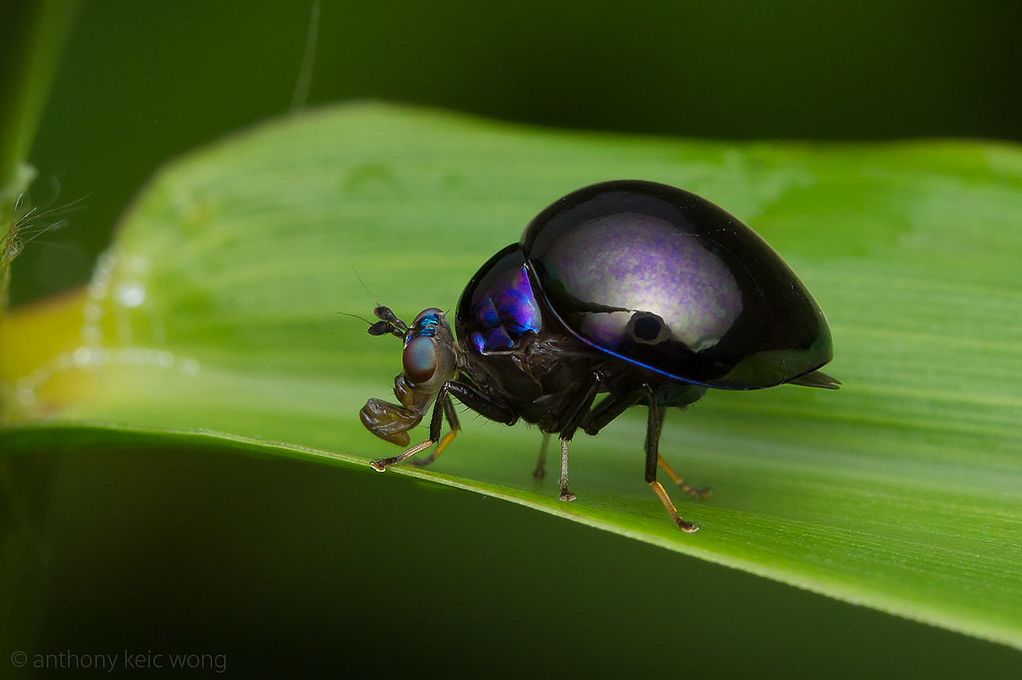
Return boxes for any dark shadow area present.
[2,446,1018,677]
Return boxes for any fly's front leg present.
[369,439,436,471]
[369,380,517,472]
[410,397,460,468]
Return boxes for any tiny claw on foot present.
[657,456,711,500]
[649,481,699,534]
[369,439,435,473]
[559,491,576,502]
[686,486,712,500]
[533,467,546,481]
[675,517,700,533]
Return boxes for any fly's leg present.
[370,381,517,472]
[586,391,710,501]
[369,439,436,471]
[558,438,575,502]
[582,390,641,435]
[533,432,551,480]
[411,397,460,468]
[651,405,711,499]
[656,453,711,499]
[643,387,699,533]
[554,370,607,502]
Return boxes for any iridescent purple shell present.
[457,245,542,354]
[457,180,833,390]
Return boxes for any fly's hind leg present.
[653,403,711,499]
[656,452,711,499]
[581,385,706,530]
[643,388,699,533]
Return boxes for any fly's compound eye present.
[402,336,438,384]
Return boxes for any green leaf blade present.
[3,103,1021,648]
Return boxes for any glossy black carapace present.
[360,180,838,532]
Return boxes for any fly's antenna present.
[371,305,408,338]
[351,263,378,304]
[337,311,375,325]
[343,265,404,338]
[337,310,402,339]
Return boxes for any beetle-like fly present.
[359,181,839,532]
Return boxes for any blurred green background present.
[13,0,1022,305]
[4,0,1022,676]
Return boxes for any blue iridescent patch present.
[468,264,541,352]
[477,299,500,329]
[406,311,442,345]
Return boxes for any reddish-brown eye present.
[402,336,438,384]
